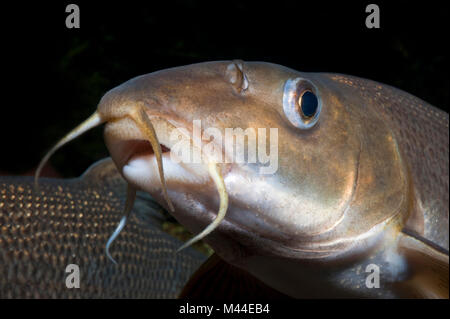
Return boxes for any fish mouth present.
[120,139,170,171]
[104,115,214,186]
[104,113,232,251]
[104,116,178,171]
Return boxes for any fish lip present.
[104,110,232,177]
[121,140,170,166]
[104,115,182,172]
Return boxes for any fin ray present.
[395,231,449,298]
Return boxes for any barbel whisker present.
[106,184,137,264]
[177,162,229,252]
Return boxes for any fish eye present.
[283,78,322,129]
[299,91,318,118]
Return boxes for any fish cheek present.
[256,103,361,238]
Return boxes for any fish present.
[0,159,206,298]
[34,60,449,298]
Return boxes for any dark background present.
[1,1,448,177]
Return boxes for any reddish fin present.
[179,253,290,299]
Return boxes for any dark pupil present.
[300,91,318,117]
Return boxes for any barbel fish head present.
[96,61,409,262]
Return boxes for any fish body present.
[0,159,206,298]
[23,61,450,298]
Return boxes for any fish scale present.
[0,159,206,298]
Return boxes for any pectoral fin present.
[395,229,449,298]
